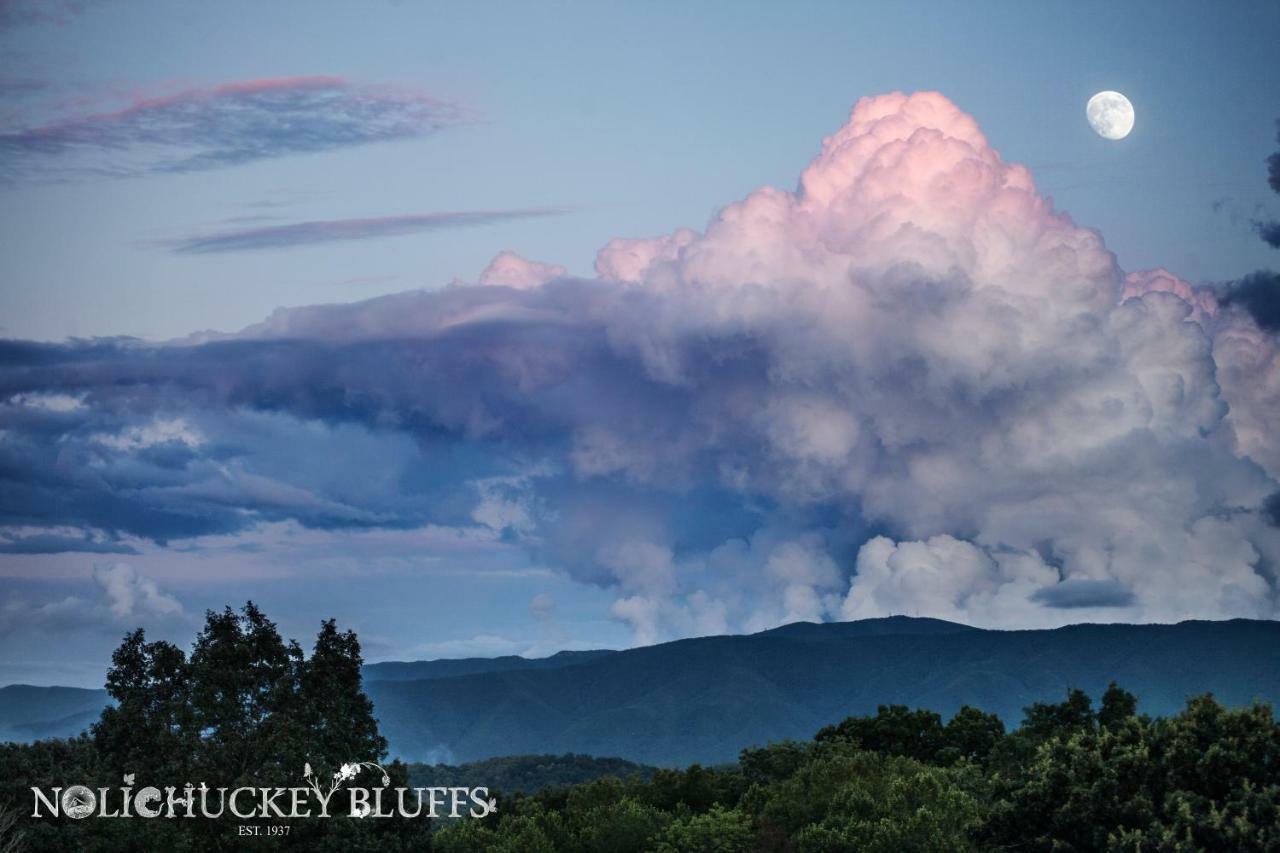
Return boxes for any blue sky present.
[2,0,1280,687]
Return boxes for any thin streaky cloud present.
[159,209,572,253]
[0,76,467,182]
[0,76,51,96]
[0,0,105,29]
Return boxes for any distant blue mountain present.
[364,617,1280,766]
[0,684,109,743]
[6,617,1280,768]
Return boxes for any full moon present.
[1087,91,1134,140]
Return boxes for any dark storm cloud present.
[0,426,258,542]
[1268,118,1280,196]
[1256,220,1280,250]
[0,533,137,554]
[1217,120,1280,326]
[159,209,570,253]
[0,286,693,543]
[1264,493,1280,528]
[1219,271,1280,331]
[0,76,465,182]
[1030,579,1137,609]
[0,286,709,475]
[1248,118,1280,248]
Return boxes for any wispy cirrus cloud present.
[157,208,570,253]
[0,0,105,29]
[0,76,49,97]
[0,76,467,183]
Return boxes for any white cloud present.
[6,91,1279,643]
[0,563,186,639]
[477,251,567,289]
[6,392,85,412]
[91,417,204,451]
[92,563,184,621]
[595,228,697,283]
[842,535,1059,627]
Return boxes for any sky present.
[2,0,1280,688]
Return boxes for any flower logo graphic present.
[301,759,392,817]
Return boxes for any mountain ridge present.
[362,648,615,682]
[4,617,1278,767]
[364,617,1280,765]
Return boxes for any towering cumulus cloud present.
[3,92,1278,640]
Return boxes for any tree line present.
[436,684,1280,852]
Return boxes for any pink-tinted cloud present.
[478,251,567,288]
[1118,266,1280,481]
[1122,267,1218,323]
[4,92,1279,641]
[595,228,697,283]
[0,76,467,181]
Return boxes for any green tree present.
[1021,687,1096,742]
[740,741,815,785]
[985,721,1156,850]
[0,737,103,853]
[985,693,1280,852]
[93,630,194,779]
[794,766,983,852]
[639,763,744,814]
[574,797,668,853]
[0,802,24,853]
[1134,695,1280,851]
[815,704,946,762]
[748,747,983,852]
[299,619,387,764]
[1098,681,1139,730]
[651,805,754,853]
[943,706,1005,765]
[434,809,558,853]
[11,602,429,853]
[186,602,300,785]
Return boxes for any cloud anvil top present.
[3,91,1279,657]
